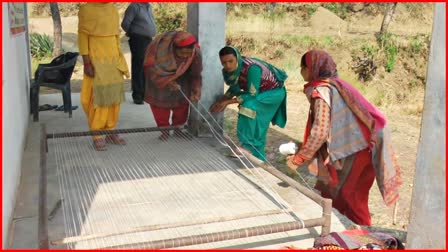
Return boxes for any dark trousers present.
[129,34,152,102]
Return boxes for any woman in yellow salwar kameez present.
[78,3,130,151]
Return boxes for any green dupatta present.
[222,46,288,95]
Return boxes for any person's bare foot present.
[93,138,107,151]
[105,134,126,145]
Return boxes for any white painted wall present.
[187,3,226,136]
[2,3,31,248]
[406,3,446,249]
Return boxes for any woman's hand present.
[190,92,200,102]
[167,81,181,91]
[286,155,304,172]
[209,101,228,113]
[82,55,95,77]
[83,62,95,77]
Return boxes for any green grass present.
[321,36,335,47]
[300,35,318,48]
[306,4,319,17]
[361,44,379,58]
[409,35,423,54]
[281,34,302,45]
[283,59,302,85]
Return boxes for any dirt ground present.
[29,3,434,238]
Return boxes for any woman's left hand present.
[167,81,181,91]
[210,101,227,113]
[286,155,301,172]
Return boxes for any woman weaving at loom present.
[143,31,203,141]
[286,50,402,226]
[78,3,130,151]
[210,46,288,161]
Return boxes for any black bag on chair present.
[30,52,79,121]
[34,52,79,84]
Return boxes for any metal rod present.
[51,208,296,245]
[46,125,186,139]
[237,148,332,236]
[38,124,49,249]
[102,218,326,249]
[239,148,328,206]
[392,201,398,225]
[321,198,332,236]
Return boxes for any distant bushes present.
[31,3,186,33]
[30,3,80,17]
[152,3,186,32]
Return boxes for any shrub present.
[226,35,256,55]
[352,44,379,81]
[273,49,284,59]
[376,32,399,72]
[385,44,398,72]
[361,44,379,59]
[30,3,81,17]
[307,4,319,17]
[262,3,287,20]
[410,38,422,54]
[300,35,318,49]
[322,36,335,47]
[152,3,186,33]
[30,33,53,58]
[322,3,349,19]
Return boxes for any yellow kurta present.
[78,3,129,138]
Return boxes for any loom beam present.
[103,218,326,249]
[51,208,296,245]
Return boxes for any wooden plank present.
[38,124,49,249]
[102,218,326,249]
[51,208,296,245]
[47,125,186,139]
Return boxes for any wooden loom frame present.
[38,124,332,249]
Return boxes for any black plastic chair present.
[30,52,79,122]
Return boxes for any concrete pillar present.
[187,3,226,136]
[406,3,446,249]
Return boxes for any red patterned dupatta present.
[143,31,199,89]
[303,50,386,142]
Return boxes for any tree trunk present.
[50,3,62,57]
[380,3,398,35]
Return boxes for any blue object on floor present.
[38,104,58,111]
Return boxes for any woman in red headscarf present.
[143,31,202,140]
[286,50,402,226]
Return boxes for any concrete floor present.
[8,93,353,249]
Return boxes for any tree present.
[379,3,398,35]
[50,3,62,57]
